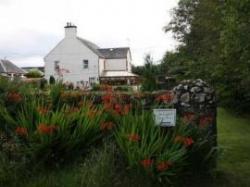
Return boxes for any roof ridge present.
[98,47,129,50]
[0,59,7,72]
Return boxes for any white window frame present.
[83,60,89,69]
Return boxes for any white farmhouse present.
[44,23,138,87]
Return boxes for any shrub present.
[115,112,188,183]
[0,98,108,166]
[49,76,55,85]
[40,78,48,90]
[25,70,43,78]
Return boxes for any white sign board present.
[153,109,176,127]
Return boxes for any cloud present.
[0,0,179,66]
[10,56,44,67]
[0,30,60,60]
[0,0,13,6]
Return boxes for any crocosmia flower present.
[15,127,28,137]
[140,159,154,169]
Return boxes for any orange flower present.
[37,107,49,115]
[37,124,58,135]
[199,115,213,128]
[128,133,140,142]
[103,103,113,112]
[122,104,131,115]
[175,136,194,147]
[182,112,195,124]
[157,161,172,172]
[87,110,97,119]
[15,127,28,137]
[140,159,154,169]
[174,135,184,143]
[100,122,114,131]
[7,92,22,103]
[155,92,174,103]
[100,84,112,92]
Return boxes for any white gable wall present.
[105,58,127,71]
[44,37,99,85]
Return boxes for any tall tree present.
[164,0,223,82]
[163,0,250,112]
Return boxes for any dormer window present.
[83,60,88,69]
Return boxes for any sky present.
[0,0,179,67]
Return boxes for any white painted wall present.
[127,50,132,72]
[44,37,99,85]
[99,58,105,75]
[105,58,127,71]
[44,24,134,85]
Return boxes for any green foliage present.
[49,76,55,85]
[0,80,218,185]
[115,111,187,183]
[163,0,250,113]
[40,78,48,90]
[25,70,43,78]
[141,54,159,91]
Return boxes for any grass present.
[2,108,250,186]
[215,108,250,187]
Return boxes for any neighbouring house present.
[0,59,26,79]
[44,23,138,88]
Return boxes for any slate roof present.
[97,48,129,59]
[77,37,104,57]
[77,37,129,59]
[0,59,26,74]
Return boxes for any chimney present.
[64,22,77,38]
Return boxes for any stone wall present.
[173,79,217,145]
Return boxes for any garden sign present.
[153,109,176,127]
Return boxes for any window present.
[89,77,96,86]
[54,61,60,71]
[83,60,88,69]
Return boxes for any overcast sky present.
[0,0,179,67]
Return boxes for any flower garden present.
[0,78,217,186]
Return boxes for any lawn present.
[215,108,250,187]
[3,108,250,187]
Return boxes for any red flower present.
[100,122,114,131]
[183,137,194,147]
[128,133,141,142]
[114,104,122,114]
[140,159,154,169]
[157,161,172,172]
[37,124,58,135]
[182,112,195,124]
[199,115,213,127]
[7,92,22,103]
[155,92,174,103]
[15,127,28,137]
[102,94,113,103]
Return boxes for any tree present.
[163,0,250,112]
[141,54,158,91]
